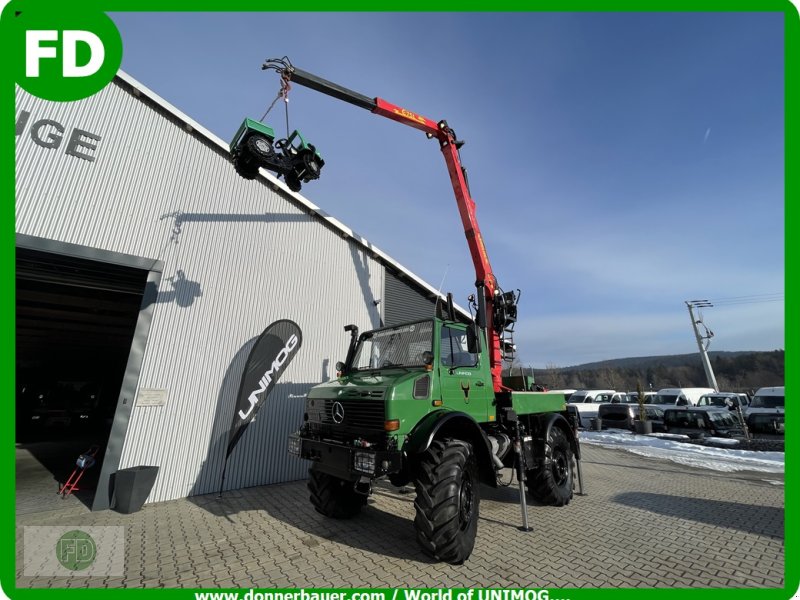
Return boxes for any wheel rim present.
[553,451,569,487]
[458,471,474,530]
[254,138,271,153]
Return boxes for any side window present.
[441,326,478,368]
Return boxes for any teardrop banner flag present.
[225,320,303,459]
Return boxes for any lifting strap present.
[259,71,292,138]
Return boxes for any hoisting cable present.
[259,70,292,138]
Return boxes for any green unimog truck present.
[289,312,580,564]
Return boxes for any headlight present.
[287,435,302,456]
[353,451,376,474]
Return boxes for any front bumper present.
[288,434,402,481]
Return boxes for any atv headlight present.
[353,451,376,474]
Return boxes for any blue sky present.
[110,11,785,368]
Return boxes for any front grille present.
[306,396,385,432]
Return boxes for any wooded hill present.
[513,350,784,394]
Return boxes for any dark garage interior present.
[16,247,147,511]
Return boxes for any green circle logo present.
[8,6,122,101]
[56,530,97,571]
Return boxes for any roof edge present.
[113,70,468,317]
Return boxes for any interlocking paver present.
[14,445,784,589]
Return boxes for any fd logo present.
[11,7,123,101]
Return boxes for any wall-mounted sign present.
[136,388,167,407]
[15,109,102,162]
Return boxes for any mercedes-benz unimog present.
[258,59,582,564]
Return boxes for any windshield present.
[750,395,784,409]
[654,394,679,404]
[351,321,434,370]
[698,395,730,407]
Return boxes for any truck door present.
[438,324,491,421]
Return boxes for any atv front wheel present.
[526,426,574,506]
[246,134,275,160]
[413,439,479,564]
[308,469,366,519]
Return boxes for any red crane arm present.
[276,64,505,391]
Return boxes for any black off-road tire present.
[526,426,574,506]
[246,134,275,160]
[284,172,302,192]
[232,154,259,180]
[413,439,479,565]
[308,469,366,519]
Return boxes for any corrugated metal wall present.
[15,79,386,502]
[384,271,438,326]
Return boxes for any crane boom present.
[271,63,512,391]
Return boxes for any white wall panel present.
[16,79,386,503]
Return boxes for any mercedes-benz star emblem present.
[332,401,345,424]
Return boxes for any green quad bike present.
[229,118,324,192]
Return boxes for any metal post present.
[514,443,532,532]
[509,413,532,532]
[575,455,586,496]
[686,301,719,391]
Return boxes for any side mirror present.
[466,326,479,353]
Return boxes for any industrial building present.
[15,71,450,510]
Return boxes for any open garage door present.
[16,245,150,512]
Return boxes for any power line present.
[707,293,783,307]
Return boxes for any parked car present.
[745,386,784,417]
[568,389,616,403]
[598,403,665,432]
[609,392,632,403]
[663,408,746,440]
[696,392,748,412]
[568,389,616,428]
[746,412,785,439]
[628,391,657,403]
[648,387,716,408]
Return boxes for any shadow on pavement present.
[613,492,784,539]
[191,483,438,563]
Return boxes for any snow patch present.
[579,430,784,474]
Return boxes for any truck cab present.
[289,316,577,564]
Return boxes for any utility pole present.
[686,300,719,391]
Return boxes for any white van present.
[567,389,616,428]
[649,387,715,409]
[568,389,616,404]
[745,386,784,416]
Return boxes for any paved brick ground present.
[15,445,785,589]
